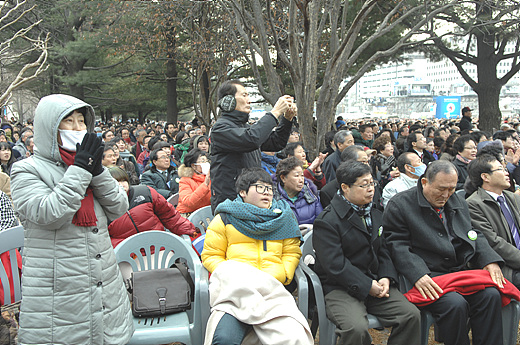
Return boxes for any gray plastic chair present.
[114,231,209,345]
[167,193,179,207]
[187,206,213,234]
[0,225,24,304]
[300,231,385,345]
[502,299,520,345]
[294,264,309,318]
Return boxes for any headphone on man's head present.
[218,95,236,113]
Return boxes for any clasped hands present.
[271,95,297,120]
[369,278,390,298]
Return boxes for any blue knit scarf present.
[338,190,373,230]
[215,196,301,241]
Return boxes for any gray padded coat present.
[11,94,133,345]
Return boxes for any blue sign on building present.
[435,96,461,119]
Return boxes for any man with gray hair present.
[322,130,354,182]
[320,145,368,208]
[13,127,33,158]
[384,160,505,345]
[131,128,147,159]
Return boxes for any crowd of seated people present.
[6,89,520,344]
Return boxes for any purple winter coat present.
[274,177,323,225]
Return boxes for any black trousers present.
[421,287,503,345]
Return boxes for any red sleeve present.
[304,168,326,189]
[150,187,196,236]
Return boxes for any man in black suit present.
[314,161,420,345]
[384,160,505,345]
[407,131,435,165]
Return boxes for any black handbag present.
[128,261,194,318]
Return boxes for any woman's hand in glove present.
[74,133,104,176]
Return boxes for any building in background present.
[340,42,520,120]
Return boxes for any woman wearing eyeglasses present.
[274,156,323,226]
[201,168,313,344]
[453,135,478,190]
[176,149,211,215]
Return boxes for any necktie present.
[434,208,443,220]
[497,195,520,249]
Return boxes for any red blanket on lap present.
[404,270,520,307]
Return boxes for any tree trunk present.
[66,58,87,99]
[199,68,211,126]
[68,84,85,100]
[166,56,179,124]
[106,108,113,123]
[477,86,501,133]
[473,3,501,133]
[292,0,320,157]
[138,109,145,124]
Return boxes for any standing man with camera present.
[210,80,296,212]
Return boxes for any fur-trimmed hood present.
[178,164,195,178]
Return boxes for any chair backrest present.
[167,193,179,207]
[188,206,213,234]
[114,230,210,345]
[0,225,24,304]
[114,230,200,275]
[301,230,314,263]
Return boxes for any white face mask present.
[198,162,210,175]
[58,129,87,152]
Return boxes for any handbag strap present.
[126,211,140,233]
[171,261,195,301]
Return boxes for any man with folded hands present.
[313,161,420,345]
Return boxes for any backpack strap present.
[170,261,194,301]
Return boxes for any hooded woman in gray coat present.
[11,94,134,344]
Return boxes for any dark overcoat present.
[383,182,503,286]
[313,194,397,300]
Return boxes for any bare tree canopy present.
[0,0,49,107]
[425,0,520,132]
[221,0,461,155]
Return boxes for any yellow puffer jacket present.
[201,214,301,285]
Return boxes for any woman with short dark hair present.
[370,136,398,188]
[453,134,477,190]
[177,149,211,214]
[274,157,323,225]
[202,167,312,344]
[284,142,327,189]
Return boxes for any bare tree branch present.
[0,1,49,107]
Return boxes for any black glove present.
[74,133,104,176]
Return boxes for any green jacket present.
[352,129,374,148]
